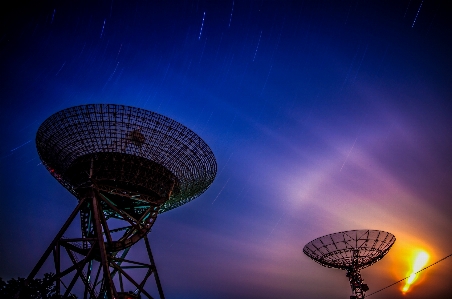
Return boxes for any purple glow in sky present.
[1,1,451,298]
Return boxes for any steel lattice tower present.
[303,230,396,299]
[26,104,217,299]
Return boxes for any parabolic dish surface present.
[36,104,217,212]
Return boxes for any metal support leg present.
[92,193,118,299]
[27,198,86,281]
[145,236,165,299]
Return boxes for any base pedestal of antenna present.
[347,269,367,299]
[26,194,165,299]
[346,249,369,298]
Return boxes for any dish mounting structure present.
[26,104,217,299]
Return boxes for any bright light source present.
[402,251,429,293]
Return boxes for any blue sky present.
[1,1,451,298]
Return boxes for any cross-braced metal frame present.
[27,193,164,299]
[303,230,396,299]
[27,104,217,298]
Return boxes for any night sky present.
[1,1,451,298]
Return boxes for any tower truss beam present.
[26,193,164,299]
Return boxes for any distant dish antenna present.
[303,230,396,299]
[26,104,217,298]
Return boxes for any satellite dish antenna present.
[303,230,396,299]
[27,104,217,298]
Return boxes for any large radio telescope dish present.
[28,104,217,298]
[36,104,217,212]
[303,230,396,299]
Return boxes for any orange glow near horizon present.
[402,251,429,294]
